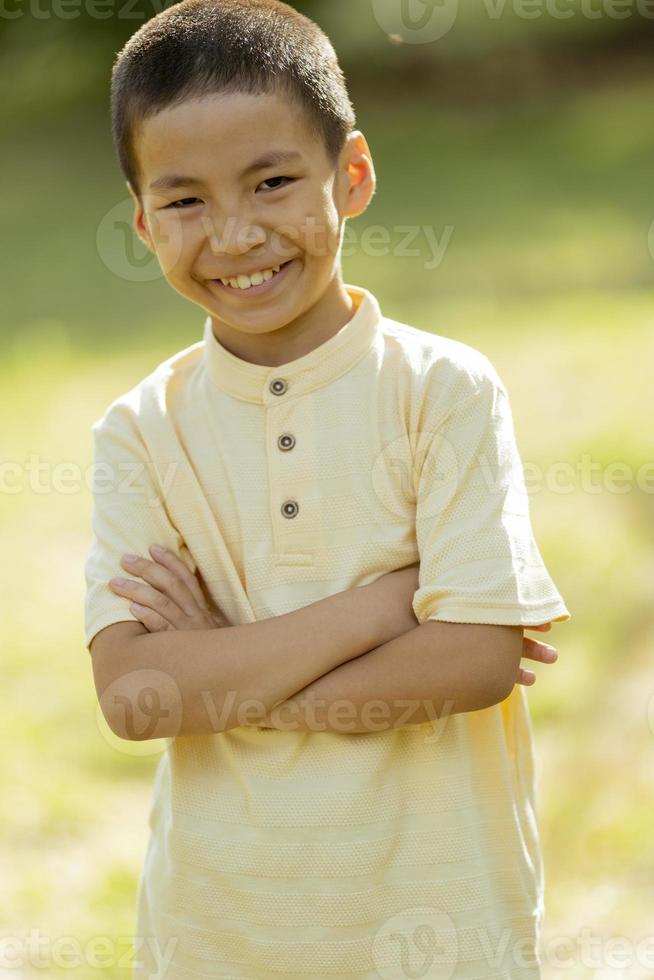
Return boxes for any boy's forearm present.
[246,621,512,734]
[114,580,398,739]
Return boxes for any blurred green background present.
[1,2,652,977]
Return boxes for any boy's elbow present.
[99,695,129,740]
[90,622,178,741]
[98,671,171,741]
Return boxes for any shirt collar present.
[202,283,381,404]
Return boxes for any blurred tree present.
[1,0,653,124]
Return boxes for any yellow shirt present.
[84,283,570,980]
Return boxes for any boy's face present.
[127,90,375,338]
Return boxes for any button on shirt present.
[84,283,571,979]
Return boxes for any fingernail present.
[150,545,165,556]
[111,577,127,586]
[123,554,138,563]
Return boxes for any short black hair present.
[111,0,357,200]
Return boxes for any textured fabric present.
[84,283,571,980]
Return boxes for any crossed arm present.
[249,619,529,734]
[93,547,557,738]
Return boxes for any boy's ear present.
[341,131,376,220]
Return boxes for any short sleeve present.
[411,365,571,628]
[83,404,188,653]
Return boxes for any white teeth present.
[220,263,284,290]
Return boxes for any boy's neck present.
[208,273,355,368]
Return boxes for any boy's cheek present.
[149,223,189,274]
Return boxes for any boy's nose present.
[202,214,267,254]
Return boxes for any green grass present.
[2,78,652,978]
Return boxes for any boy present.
[84,1,571,977]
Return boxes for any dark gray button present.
[281,499,299,519]
[269,378,288,396]
[278,433,296,452]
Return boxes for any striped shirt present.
[84,282,570,979]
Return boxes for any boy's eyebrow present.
[149,150,304,191]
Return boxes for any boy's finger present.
[521,636,557,662]
[118,552,198,616]
[527,622,552,632]
[130,602,173,632]
[109,577,185,622]
[517,668,536,686]
[148,545,209,611]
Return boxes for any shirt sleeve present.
[83,402,189,653]
[411,361,571,628]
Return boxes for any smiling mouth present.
[216,259,293,287]
[210,258,296,296]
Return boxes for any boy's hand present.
[108,552,560,686]
[108,545,231,632]
[516,622,558,686]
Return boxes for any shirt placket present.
[264,373,317,567]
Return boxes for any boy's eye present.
[165,197,201,210]
[259,175,294,192]
[163,177,293,210]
